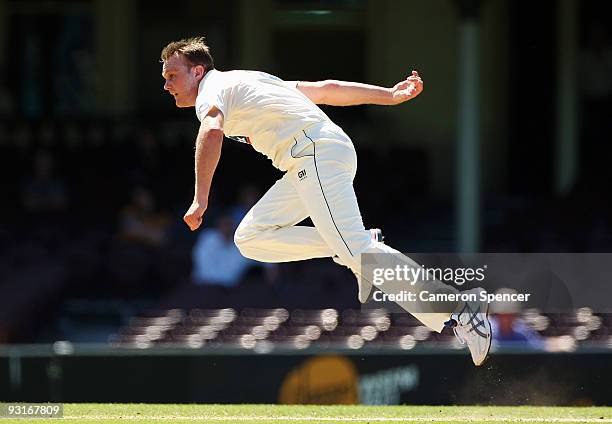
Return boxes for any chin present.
[175,99,193,108]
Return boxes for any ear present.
[193,65,205,80]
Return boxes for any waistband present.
[285,122,351,164]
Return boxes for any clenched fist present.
[183,200,207,231]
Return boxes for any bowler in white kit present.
[160,36,492,365]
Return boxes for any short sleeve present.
[283,80,299,90]
[196,89,227,121]
[195,73,229,121]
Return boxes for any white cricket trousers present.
[234,133,456,332]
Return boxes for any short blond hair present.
[160,36,214,70]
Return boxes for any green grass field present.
[1,404,611,423]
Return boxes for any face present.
[162,54,204,108]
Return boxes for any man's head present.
[160,37,214,108]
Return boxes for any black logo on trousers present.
[298,169,307,180]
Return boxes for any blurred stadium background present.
[1,0,611,407]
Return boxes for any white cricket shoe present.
[332,228,384,303]
[447,287,492,366]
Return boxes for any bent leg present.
[291,140,457,332]
[234,172,334,262]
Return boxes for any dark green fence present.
[1,344,610,405]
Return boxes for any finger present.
[184,214,195,229]
[192,217,202,231]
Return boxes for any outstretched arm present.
[296,70,423,106]
[183,107,224,231]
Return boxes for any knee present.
[234,224,251,256]
[234,219,262,260]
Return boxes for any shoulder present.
[199,70,252,96]
[210,69,253,81]
[221,69,287,84]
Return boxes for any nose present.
[163,80,171,91]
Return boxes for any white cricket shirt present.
[195,69,350,171]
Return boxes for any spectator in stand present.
[191,212,255,287]
[490,288,543,349]
[119,186,170,247]
[109,187,172,294]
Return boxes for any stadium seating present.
[108,306,612,352]
[2,119,612,349]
